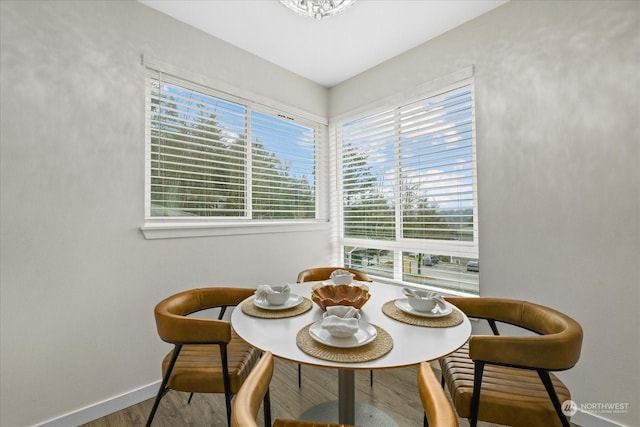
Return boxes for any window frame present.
[331,70,479,295]
[141,68,329,240]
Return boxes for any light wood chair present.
[295,266,373,387]
[296,266,372,284]
[418,362,459,427]
[439,297,583,427]
[146,287,261,427]
[232,351,355,427]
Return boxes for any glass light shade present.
[279,0,356,20]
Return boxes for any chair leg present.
[538,370,571,427]
[220,344,233,427]
[469,361,485,427]
[187,393,194,404]
[423,413,429,427]
[298,363,302,388]
[370,369,373,386]
[263,388,272,427]
[146,344,183,427]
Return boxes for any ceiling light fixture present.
[279,0,356,20]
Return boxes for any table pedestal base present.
[299,401,399,427]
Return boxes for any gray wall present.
[331,1,639,425]
[0,1,331,426]
[1,1,638,426]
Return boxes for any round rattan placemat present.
[296,323,393,363]
[382,300,464,327]
[241,297,313,319]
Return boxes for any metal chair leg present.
[263,388,272,427]
[298,363,302,388]
[146,344,182,427]
[538,370,571,427]
[469,361,485,427]
[220,344,233,427]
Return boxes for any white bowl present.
[265,286,290,306]
[321,306,361,338]
[406,296,437,312]
[330,270,355,285]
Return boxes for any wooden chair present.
[418,362,459,427]
[439,297,583,427]
[231,351,355,427]
[146,287,261,427]
[295,267,373,387]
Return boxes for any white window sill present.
[141,219,330,240]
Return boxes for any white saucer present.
[394,298,453,318]
[309,321,377,348]
[254,294,303,310]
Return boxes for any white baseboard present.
[35,381,160,427]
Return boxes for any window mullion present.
[393,107,403,280]
[246,107,253,219]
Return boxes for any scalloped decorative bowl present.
[311,283,371,311]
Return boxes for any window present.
[143,69,322,237]
[336,79,479,294]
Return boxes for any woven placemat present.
[382,300,464,327]
[296,323,393,363]
[241,297,313,319]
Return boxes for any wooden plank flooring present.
[81,358,512,427]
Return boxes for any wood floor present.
[81,358,510,427]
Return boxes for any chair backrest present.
[418,362,459,427]
[232,352,273,427]
[445,297,583,371]
[232,351,358,427]
[154,287,255,345]
[296,267,372,283]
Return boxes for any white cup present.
[266,286,290,306]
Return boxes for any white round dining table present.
[231,281,471,426]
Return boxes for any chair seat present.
[440,344,571,427]
[163,330,260,394]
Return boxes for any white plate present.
[308,321,377,348]
[254,294,303,310]
[394,298,453,318]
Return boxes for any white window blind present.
[145,69,317,221]
[398,86,475,242]
[342,109,397,240]
[251,111,316,219]
[338,80,479,294]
